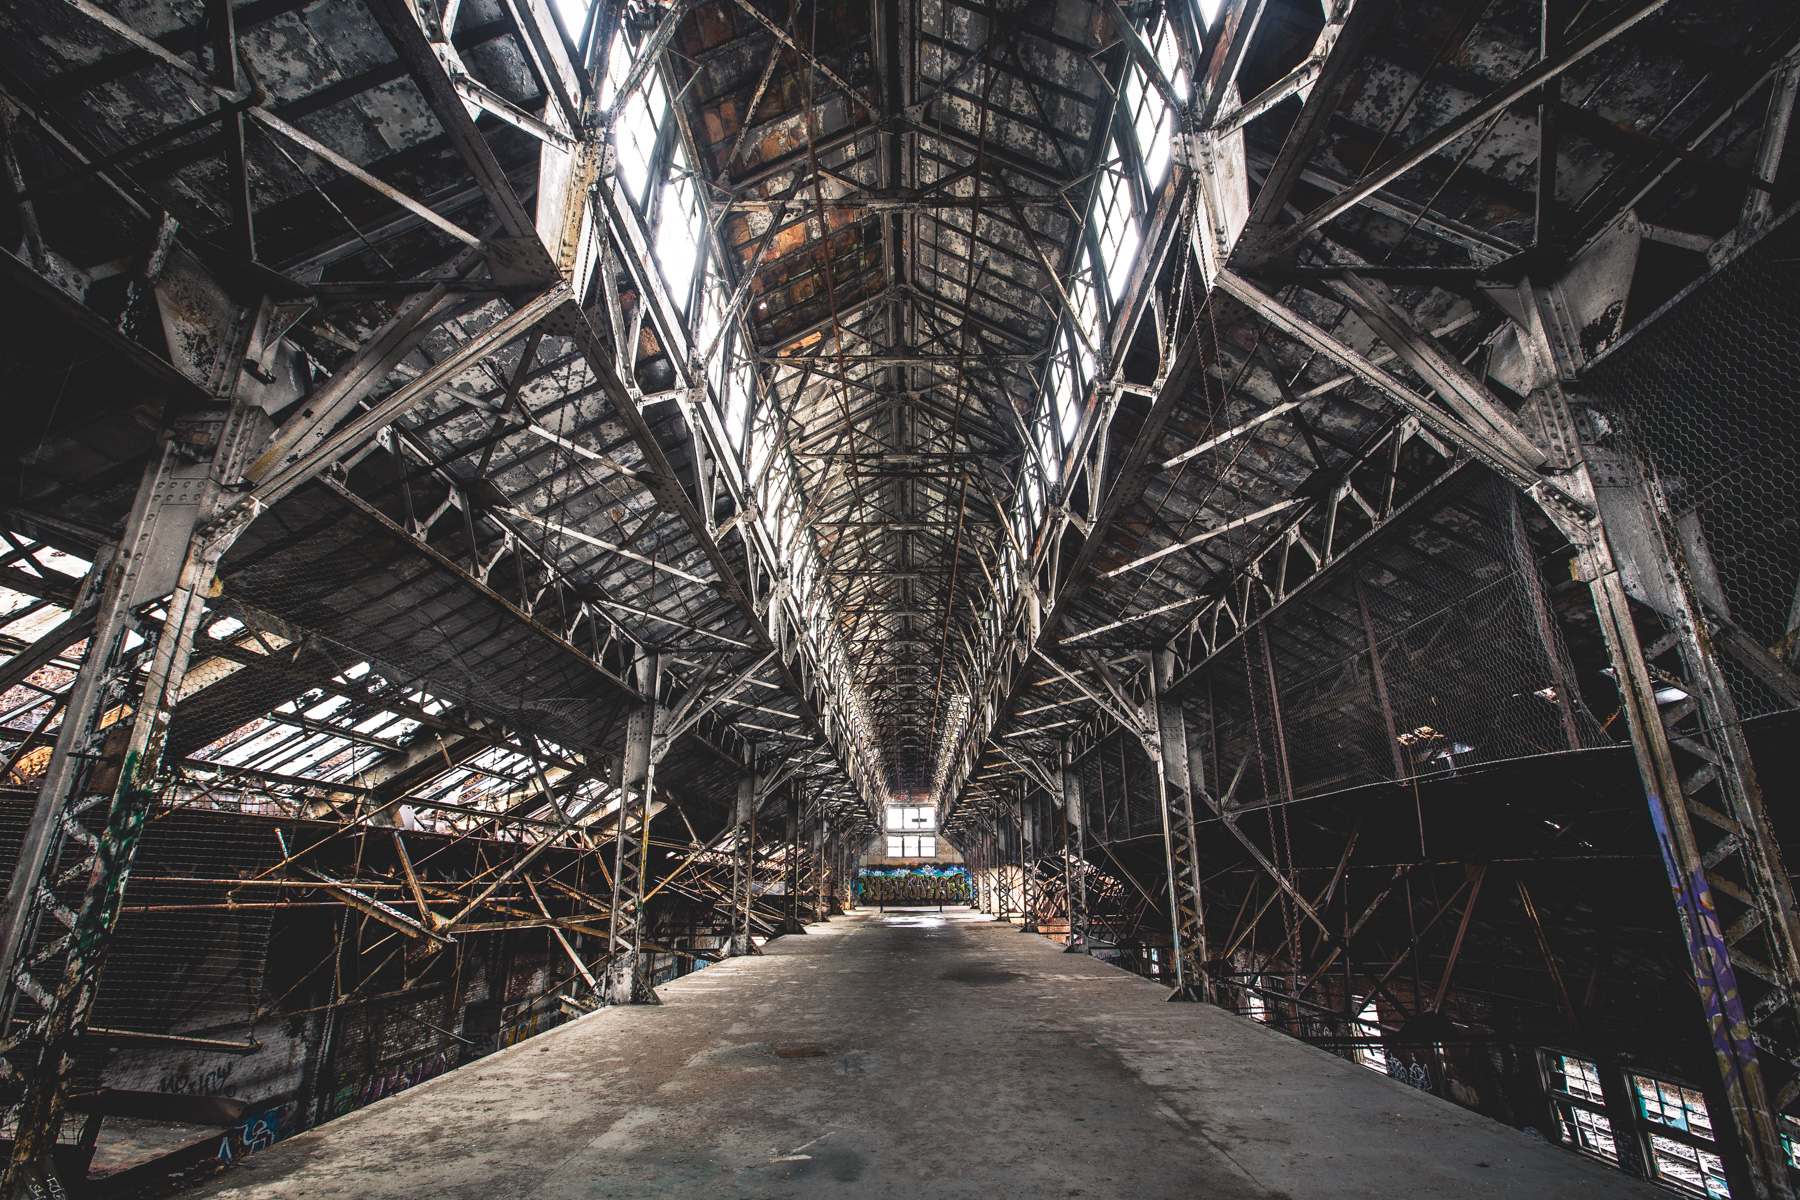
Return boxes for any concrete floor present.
[194,909,1661,1199]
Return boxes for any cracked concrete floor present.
[193,909,1660,1199]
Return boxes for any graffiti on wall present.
[157,1060,237,1098]
[856,866,971,904]
[216,1103,293,1161]
[1385,1054,1432,1092]
[498,1010,562,1050]
[323,1050,454,1121]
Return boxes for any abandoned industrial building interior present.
[0,0,1796,1194]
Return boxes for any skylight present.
[1095,142,1141,301]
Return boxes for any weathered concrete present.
[195,910,1659,1198]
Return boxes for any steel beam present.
[604,654,664,1006]
[1060,739,1089,952]
[0,402,270,1195]
[1150,649,1209,1000]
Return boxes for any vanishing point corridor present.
[2,0,1797,1195]
[192,911,1656,1199]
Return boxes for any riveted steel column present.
[604,653,664,1005]
[2,403,271,1193]
[1151,649,1210,1001]
[1061,738,1090,953]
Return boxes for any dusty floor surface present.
[192,909,1659,1198]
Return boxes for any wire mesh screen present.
[0,801,278,1107]
[87,810,279,1038]
[218,484,624,754]
[1079,732,1160,843]
[1188,472,1608,807]
[1582,214,1800,721]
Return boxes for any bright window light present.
[1094,142,1141,301]
[1032,409,1060,481]
[617,74,665,206]
[1634,1076,1730,1198]
[725,352,752,449]
[1127,17,1188,191]
[656,146,704,304]
[1048,356,1079,446]
[1549,1054,1619,1165]
[1352,998,1384,1072]
[549,0,590,40]
[1558,1054,1607,1104]
[1067,255,1099,382]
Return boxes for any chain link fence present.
[1582,211,1800,724]
[1188,471,1609,809]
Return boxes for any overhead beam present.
[1280,0,1674,248]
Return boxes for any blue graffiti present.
[1646,792,1758,1089]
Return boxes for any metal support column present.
[0,403,271,1194]
[781,785,806,934]
[604,653,664,1006]
[1150,649,1210,1001]
[1062,739,1090,953]
[1524,372,1800,1197]
[994,803,1016,922]
[810,817,829,921]
[728,764,760,956]
[1019,780,1039,933]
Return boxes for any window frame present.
[1632,1073,1731,1199]
[885,805,936,832]
[884,833,936,860]
[1546,1052,1620,1166]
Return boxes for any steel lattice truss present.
[2,0,1800,1192]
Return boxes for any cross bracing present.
[0,0,1798,1194]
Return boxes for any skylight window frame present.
[588,32,890,804]
[1120,12,1188,195]
[1091,139,1143,304]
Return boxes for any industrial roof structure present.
[0,0,1796,1194]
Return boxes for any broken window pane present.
[1548,1054,1617,1166]
[1633,1075,1715,1140]
[1560,1105,1618,1163]
[1646,1135,1730,1199]
[1553,1054,1607,1105]
[1634,1075,1729,1198]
